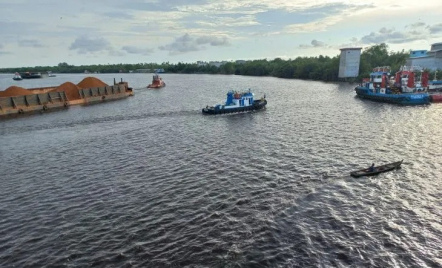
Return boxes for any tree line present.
[2,43,440,82]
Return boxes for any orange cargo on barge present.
[0,77,133,118]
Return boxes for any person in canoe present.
[368,163,375,172]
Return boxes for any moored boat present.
[147,74,166,88]
[12,72,22,81]
[430,94,442,102]
[428,71,442,92]
[202,89,267,115]
[355,66,430,105]
[350,160,403,178]
[429,80,442,91]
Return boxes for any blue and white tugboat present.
[202,89,267,115]
[355,66,430,105]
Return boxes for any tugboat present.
[12,72,22,81]
[355,66,430,105]
[202,89,267,115]
[147,74,166,88]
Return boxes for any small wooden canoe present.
[350,160,403,178]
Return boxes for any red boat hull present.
[147,82,165,88]
[430,94,442,103]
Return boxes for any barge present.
[0,77,133,118]
[20,72,42,79]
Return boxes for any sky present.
[0,0,442,68]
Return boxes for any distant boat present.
[12,72,22,81]
[20,72,42,79]
[350,160,403,178]
[47,71,56,77]
[147,74,166,88]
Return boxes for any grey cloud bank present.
[69,36,111,54]
[122,46,154,55]
[159,34,230,55]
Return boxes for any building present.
[135,69,152,73]
[197,61,208,66]
[406,42,442,71]
[338,47,362,78]
[409,50,427,58]
[208,61,228,67]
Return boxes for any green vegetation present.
[0,43,423,82]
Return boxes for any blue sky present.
[0,0,441,68]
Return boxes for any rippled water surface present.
[1,73,441,267]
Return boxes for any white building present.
[406,42,442,71]
[208,61,228,67]
[339,47,362,78]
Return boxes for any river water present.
[0,73,441,267]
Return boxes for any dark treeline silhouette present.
[2,43,437,82]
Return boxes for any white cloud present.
[285,19,338,33]
[103,11,134,19]
[0,43,12,55]
[407,22,426,28]
[196,36,229,46]
[18,39,44,48]
[108,49,125,57]
[194,14,260,28]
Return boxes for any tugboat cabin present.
[225,90,254,108]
